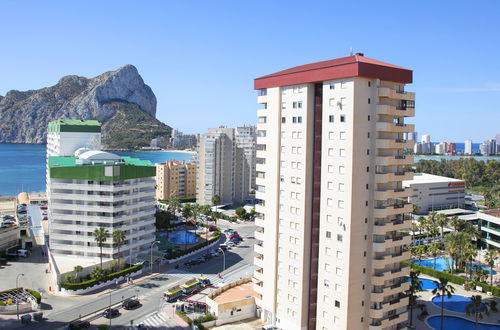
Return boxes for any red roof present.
[254,54,412,89]
[482,209,500,218]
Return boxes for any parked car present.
[68,320,90,329]
[224,229,235,234]
[102,308,119,318]
[229,234,241,239]
[122,299,141,310]
[219,244,228,251]
[17,249,29,257]
[210,250,219,257]
[227,241,236,248]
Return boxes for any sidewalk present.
[163,304,191,329]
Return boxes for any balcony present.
[255,229,265,242]
[376,139,415,149]
[257,95,267,104]
[373,203,413,218]
[372,265,410,286]
[373,235,412,252]
[376,122,414,133]
[255,215,265,228]
[375,172,413,184]
[370,282,410,303]
[253,268,265,282]
[378,87,415,101]
[376,104,415,117]
[369,311,408,330]
[255,243,265,256]
[375,155,414,166]
[373,251,411,269]
[254,255,264,268]
[374,187,412,201]
[373,218,412,235]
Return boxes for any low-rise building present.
[155,160,196,200]
[479,209,500,250]
[403,173,465,214]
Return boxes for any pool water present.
[427,315,500,330]
[432,294,485,313]
[406,277,439,290]
[413,257,496,274]
[162,231,199,244]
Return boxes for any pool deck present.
[412,274,500,329]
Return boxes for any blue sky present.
[0,1,498,142]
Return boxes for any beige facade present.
[155,161,196,200]
[253,55,414,330]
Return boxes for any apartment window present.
[366,184,369,189]
[334,316,340,325]
[335,284,342,292]
[336,267,342,275]
[327,198,333,206]
[281,131,286,139]
[297,131,303,139]
[256,171,265,179]
[328,132,335,140]
[338,200,345,208]
[324,279,330,288]
[324,295,330,303]
[282,102,286,109]
[258,116,267,123]
[329,98,335,106]
[340,131,346,140]
[298,101,303,108]
[329,115,334,123]
[280,175,284,182]
[368,98,371,104]
[366,166,370,172]
[337,251,343,259]
[325,247,332,256]
[292,117,297,123]
[365,201,369,206]
[340,97,347,110]
[368,81,371,87]
[327,181,334,190]
[297,116,302,123]
[338,183,345,192]
[368,115,370,121]
[367,132,370,138]
[326,215,333,223]
[257,130,266,137]
[329,165,335,173]
[324,263,331,272]
[341,81,346,89]
[335,300,340,308]
[297,147,302,154]
[367,149,370,155]
[328,148,334,156]
[337,234,343,242]
[292,131,296,139]
[329,82,335,89]
[340,115,346,122]
[339,166,345,174]
[326,231,332,239]
[281,146,285,153]
[280,161,285,168]
[339,149,346,157]
[282,117,286,123]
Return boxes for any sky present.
[0,1,499,142]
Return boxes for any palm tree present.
[417,216,426,236]
[74,265,83,282]
[466,295,490,330]
[432,278,455,330]
[91,266,105,280]
[412,204,420,216]
[463,243,477,278]
[407,270,423,328]
[436,213,448,242]
[428,243,441,270]
[64,274,76,283]
[409,245,427,266]
[450,215,460,232]
[411,222,419,242]
[112,229,126,266]
[211,194,221,207]
[485,250,498,287]
[93,227,109,268]
[110,259,120,272]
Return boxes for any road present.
[7,220,256,329]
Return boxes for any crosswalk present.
[138,312,170,329]
[167,269,225,287]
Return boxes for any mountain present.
[0,65,171,148]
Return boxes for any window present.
[337,250,343,259]
[329,82,335,89]
[340,131,346,140]
[339,166,345,174]
[367,132,370,138]
[324,279,330,288]
[325,247,332,256]
[258,116,267,123]
[336,267,342,275]
[328,132,335,140]
[297,116,302,123]
[368,115,370,121]
[256,171,265,179]
[335,284,342,292]
[368,98,371,104]
[282,102,286,109]
[338,183,345,192]
[338,200,345,209]
[327,198,333,206]
[328,148,334,156]
[340,115,346,122]
[368,81,371,87]
[324,263,331,272]
[326,231,332,239]
[329,115,334,123]
[340,97,347,110]
[281,131,286,139]
[257,130,266,137]
[339,149,346,157]
[292,117,297,123]
[337,234,343,242]
[327,181,334,190]
[341,81,346,89]
[324,295,330,303]
[282,117,286,123]
[367,149,370,155]
[329,98,335,106]
[326,214,333,223]
[335,300,340,308]
[298,101,303,108]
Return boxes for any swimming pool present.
[427,315,500,330]
[165,231,199,244]
[431,295,485,313]
[406,277,439,290]
[413,257,496,275]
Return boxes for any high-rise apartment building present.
[235,125,257,193]
[155,160,196,200]
[196,127,249,205]
[464,139,473,155]
[252,54,414,330]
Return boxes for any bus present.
[164,285,183,302]
[181,278,201,295]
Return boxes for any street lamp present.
[16,273,24,320]
[218,248,226,275]
[150,241,160,273]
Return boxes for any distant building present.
[171,129,198,150]
[444,142,456,155]
[414,142,422,154]
[435,142,445,155]
[464,139,473,155]
[150,137,166,148]
[480,139,497,156]
[420,135,432,154]
[196,126,254,206]
[235,125,257,193]
[403,173,465,214]
[155,160,196,200]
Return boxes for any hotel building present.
[155,160,197,200]
[252,54,415,330]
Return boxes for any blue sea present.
[0,144,193,197]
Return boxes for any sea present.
[0,144,193,197]
[0,143,498,197]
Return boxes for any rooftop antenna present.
[349,47,353,56]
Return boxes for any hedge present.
[403,261,500,296]
[60,264,143,291]
[166,234,221,260]
[175,309,193,325]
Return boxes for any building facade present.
[464,139,473,155]
[235,125,257,194]
[403,173,465,214]
[479,209,500,250]
[155,160,196,200]
[196,127,251,206]
[48,150,156,266]
[253,54,414,330]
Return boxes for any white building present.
[464,139,473,155]
[235,125,257,194]
[478,209,500,250]
[403,173,465,214]
[253,54,414,330]
[435,142,445,155]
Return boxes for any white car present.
[227,241,236,248]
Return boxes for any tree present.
[110,259,120,272]
[112,229,126,266]
[411,222,419,242]
[412,204,420,216]
[74,265,83,281]
[450,216,460,232]
[444,232,472,273]
[408,245,427,266]
[181,204,193,221]
[436,213,448,242]
[485,188,499,209]
[432,278,455,330]
[93,227,109,269]
[407,270,423,328]
[417,216,427,236]
[235,207,247,219]
[428,243,441,270]
[485,250,498,287]
[91,266,105,280]
[211,194,221,207]
[462,244,477,278]
[199,204,211,216]
[466,295,490,330]
[64,274,75,283]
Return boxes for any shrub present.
[175,309,193,325]
[60,264,142,291]
[25,289,41,304]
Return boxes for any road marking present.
[140,312,169,328]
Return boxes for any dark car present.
[102,308,119,319]
[68,320,90,330]
[122,299,141,310]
